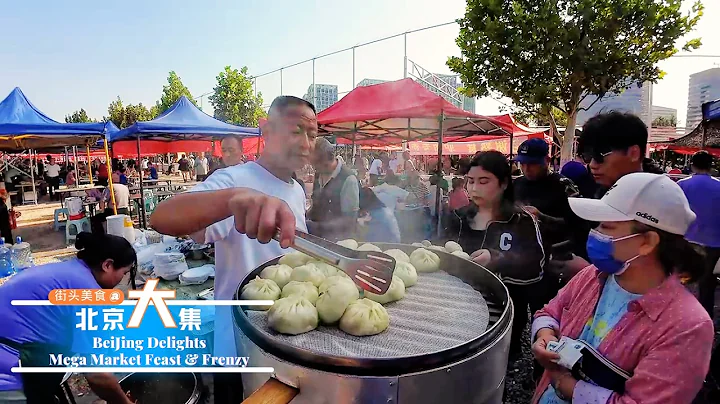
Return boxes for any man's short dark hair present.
[269,96,316,116]
[221,135,243,145]
[580,111,648,155]
[691,150,713,171]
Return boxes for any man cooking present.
[150,95,316,403]
[307,137,360,241]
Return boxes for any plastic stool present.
[53,208,69,231]
[66,217,90,245]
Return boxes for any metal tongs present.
[276,230,396,294]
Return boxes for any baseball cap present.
[515,138,549,164]
[568,172,696,235]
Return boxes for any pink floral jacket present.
[531,266,714,404]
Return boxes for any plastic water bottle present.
[0,239,14,277]
[11,236,31,271]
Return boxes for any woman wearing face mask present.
[0,232,137,404]
[531,173,713,404]
[444,151,549,359]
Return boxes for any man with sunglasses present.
[558,111,650,277]
[578,111,647,196]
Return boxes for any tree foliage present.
[65,108,95,123]
[507,106,567,127]
[156,71,196,113]
[209,66,266,127]
[652,115,677,127]
[448,0,703,161]
[104,97,156,129]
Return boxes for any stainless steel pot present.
[118,372,203,404]
[233,243,513,404]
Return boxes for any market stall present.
[107,95,260,227]
[317,78,512,236]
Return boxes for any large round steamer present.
[233,243,513,404]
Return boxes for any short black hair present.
[691,150,713,171]
[580,111,648,155]
[269,96,316,116]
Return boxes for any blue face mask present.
[586,229,641,275]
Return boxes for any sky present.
[1,0,718,127]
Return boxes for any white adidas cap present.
[568,172,696,235]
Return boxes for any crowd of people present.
[0,93,719,403]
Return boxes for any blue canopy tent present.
[108,95,259,141]
[0,87,118,204]
[107,95,260,227]
[0,87,113,151]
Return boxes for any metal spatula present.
[276,230,396,294]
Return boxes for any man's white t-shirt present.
[103,184,130,209]
[368,159,383,175]
[45,164,61,177]
[388,159,399,174]
[371,183,409,212]
[194,157,209,176]
[189,162,307,357]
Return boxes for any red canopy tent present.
[318,78,510,146]
[318,78,515,237]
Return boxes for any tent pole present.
[435,113,444,238]
[30,149,37,205]
[73,146,78,175]
[103,139,117,216]
[137,136,145,229]
[86,146,94,185]
[256,137,261,159]
[312,58,316,108]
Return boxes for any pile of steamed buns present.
[240,239,471,337]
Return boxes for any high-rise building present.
[416,73,475,113]
[303,84,338,112]
[652,105,677,121]
[357,79,388,87]
[576,82,652,127]
[685,68,720,131]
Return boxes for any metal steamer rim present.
[233,243,512,376]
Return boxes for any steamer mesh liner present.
[245,270,489,359]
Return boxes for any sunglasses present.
[581,150,614,164]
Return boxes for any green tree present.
[504,106,567,127]
[448,0,703,162]
[652,115,677,127]
[65,108,96,123]
[156,71,196,114]
[209,66,266,127]
[103,97,154,128]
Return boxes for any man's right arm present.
[150,187,298,248]
[150,188,244,237]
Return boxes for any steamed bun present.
[240,277,281,310]
[357,243,382,252]
[339,298,390,336]
[393,261,418,287]
[365,275,405,304]
[267,296,318,335]
[281,281,319,304]
[319,275,357,295]
[290,263,326,287]
[428,245,446,252]
[421,240,432,247]
[337,239,359,250]
[260,264,293,288]
[316,278,360,324]
[310,261,339,277]
[451,250,471,260]
[410,248,441,273]
[411,242,424,247]
[445,241,463,254]
[279,251,313,268]
[384,249,410,263]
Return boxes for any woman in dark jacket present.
[443,151,549,358]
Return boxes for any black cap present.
[515,138,549,164]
